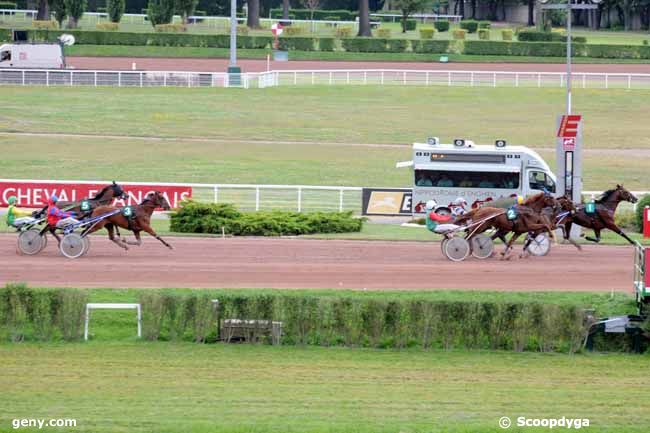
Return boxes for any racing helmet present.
[50,194,59,203]
[452,197,468,207]
[425,200,437,211]
[516,195,524,205]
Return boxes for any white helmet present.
[425,200,437,211]
[452,197,468,207]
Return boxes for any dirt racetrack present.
[0,234,634,292]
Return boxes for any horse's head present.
[615,184,638,204]
[110,181,128,200]
[557,196,576,213]
[146,191,171,210]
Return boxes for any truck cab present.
[0,43,65,69]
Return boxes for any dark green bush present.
[0,1,16,8]
[478,29,490,40]
[0,28,11,42]
[319,37,335,51]
[635,195,650,232]
[586,44,650,59]
[0,285,88,342]
[517,30,584,43]
[137,290,588,353]
[341,37,389,52]
[463,41,567,57]
[411,40,450,54]
[478,20,491,29]
[460,19,479,33]
[270,8,356,21]
[404,18,416,31]
[434,20,449,32]
[170,202,363,236]
[278,36,317,51]
[387,39,408,53]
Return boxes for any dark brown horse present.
[522,195,579,255]
[38,181,128,244]
[87,191,173,251]
[562,184,638,244]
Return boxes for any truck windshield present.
[415,170,520,189]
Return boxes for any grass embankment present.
[1,86,650,190]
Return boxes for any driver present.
[47,195,79,228]
[6,196,34,227]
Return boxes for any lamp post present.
[227,0,241,86]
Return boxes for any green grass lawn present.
[1,86,649,190]
[0,342,648,433]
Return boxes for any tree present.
[175,0,198,24]
[147,0,174,26]
[36,0,49,21]
[51,0,67,28]
[282,0,290,21]
[64,0,86,28]
[394,0,427,33]
[303,0,319,20]
[358,0,371,36]
[247,0,261,28]
[108,0,125,23]
[527,0,534,26]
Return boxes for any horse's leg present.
[585,228,602,243]
[605,223,636,245]
[502,233,521,260]
[86,220,128,250]
[141,224,173,250]
[123,231,143,246]
[48,226,61,245]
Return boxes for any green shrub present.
[643,39,648,46]
[135,290,588,352]
[502,29,513,41]
[614,210,637,231]
[284,26,303,36]
[147,0,174,26]
[319,37,335,51]
[107,0,124,23]
[323,15,340,21]
[335,26,353,38]
[342,37,388,52]
[96,22,119,31]
[32,20,59,30]
[434,20,449,32]
[411,40,450,54]
[478,29,490,40]
[517,30,584,43]
[452,28,466,40]
[586,44,650,59]
[460,19,478,33]
[419,27,435,40]
[0,28,12,41]
[270,8,356,21]
[388,39,408,53]
[404,19,416,31]
[376,28,391,38]
[155,23,185,32]
[463,41,566,57]
[635,195,650,232]
[278,36,317,51]
[0,1,17,8]
[170,202,363,236]
[478,20,491,29]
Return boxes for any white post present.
[118,71,122,87]
[70,71,73,86]
[346,71,350,84]
[136,305,142,338]
[45,71,48,86]
[605,74,608,89]
[255,187,260,211]
[164,73,167,87]
[294,71,297,85]
[297,187,302,212]
[381,71,384,85]
[560,74,563,88]
[538,73,541,87]
[426,71,429,86]
[364,71,367,85]
[312,71,315,85]
[471,72,474,87]
[329,71,332,85]
[448,71,451,86]
[515,73,519,87]
[339,189,344,212]
[94,71,97,87]
[84,305,90,341]
[582,74,586,88]
[403,71,406,85]
[188,72,191,88]
[628,75,632,89]
[214,186,218,203]
[22,70,25,86]
[493,72,496,87]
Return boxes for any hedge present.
[460,19,478,33]
[411,40,451,54]
[170,202,363,236]
[0,1,16,9]
[478,29,490,40]
[502,29,514,41]
[0,284,87,342]
[518,30,587,44]
[278,36,317,51]
[635,195,650,231]
[434,20,449,32]
[478,20,491,29]
[0,28,11,42]
[453,28,466,40]
[270,8,356,21]
[404,19,416,31]
[131,290,587,352]
[342,37,389,52]
[464,41,569,57]
[419,28,435,40]
[319,37,335,51]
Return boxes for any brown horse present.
[521,195,579,255]
[37,181,128,244]
[562,184,638,244]
[86,191,173,251]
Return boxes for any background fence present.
[3,69,650,90]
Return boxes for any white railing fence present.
[371,13,462,23]
[3,69,650,90]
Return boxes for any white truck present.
[0,43,66,69]
[398,137,557,214]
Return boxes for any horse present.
[521,195,579,256]
[562,184,638,245]
[37,181,128,244]
[86,191,173,251]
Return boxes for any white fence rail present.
[371,13,462,23]
[4,69,650,90]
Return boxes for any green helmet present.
[8,196,16,205]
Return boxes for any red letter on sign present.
[557,115,582,138]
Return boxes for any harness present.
[121,206,136,231]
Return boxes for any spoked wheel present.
[526,233,551,257]
[470,234,494,259]
[59,233,86,259]
[82,236,91,255]
[440,238,449,255]
[443,237,470,262]
[39,233,48,252]
[17,229,45,255]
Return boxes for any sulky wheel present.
[17,229,45,255]
[39,232,48,252]
[444,237,470,262]
[59,233,86,259]
[82,236,91,255]
[470,234,494,259]
[440,238,449,255]
[526,233,551,257]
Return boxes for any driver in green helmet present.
[6,196,33,227]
